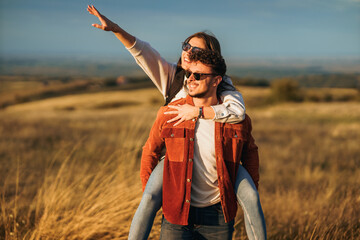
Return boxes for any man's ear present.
[213,76,222,87]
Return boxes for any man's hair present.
[188,50,236,96]
[188,49,227,77]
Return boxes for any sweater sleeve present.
[127,38,177,98]
[140,107,166,191]
[211,76,246,123]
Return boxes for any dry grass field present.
[0,86,359,239]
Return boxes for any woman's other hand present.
[165,104,199,126]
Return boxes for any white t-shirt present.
[190,119,221,207]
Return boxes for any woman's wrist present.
[202,106,215,120]
[198,106,204,118]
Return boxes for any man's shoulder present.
[157,98,187,114]
[153,98,189,128]
[240,114,253,128]
[168,97,187,106]
[155,98,186,122]
[221,114,253,140]
[156,106,169,118]
[243,114,252,124]
[224,114,253,130]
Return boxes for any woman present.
[87,5,266,240]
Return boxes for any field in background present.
[1,86,360,239]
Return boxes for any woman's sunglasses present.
[182,42,202,52]
[185,70,218,80]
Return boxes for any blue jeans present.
[160,203,234,240]
[128,160,267,240]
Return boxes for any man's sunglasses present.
[185,70,218,81]
[182,42,202,52]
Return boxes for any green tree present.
[270,78,303,102]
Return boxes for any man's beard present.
[188,91,208,98]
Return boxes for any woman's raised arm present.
[87,5,135,48]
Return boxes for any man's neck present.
[192,95,218,107]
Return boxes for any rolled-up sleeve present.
[212,90,246,123]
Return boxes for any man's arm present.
[140,108,166,191]
[241,115,260,189]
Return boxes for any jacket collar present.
[185,95,195,106]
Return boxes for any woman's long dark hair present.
[178,32,236,94]
[176,31,221,68]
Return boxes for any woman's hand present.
[165,104,199,126]
[87,5,120,32]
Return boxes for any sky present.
[0,0,359,61]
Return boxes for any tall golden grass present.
[1,87,359,239]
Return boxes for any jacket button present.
[192,118,196,122]
[187,179,191,182]
[171,133,174,137]
[234,134,238,138]
[190,138,194,141]
[189,159,193,162]
[186,199,190,203]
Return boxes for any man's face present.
[186,61,221,99]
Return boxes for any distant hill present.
[1,56,359,89]
[0,57,143,77]
[231,73,360,89]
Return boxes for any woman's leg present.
[235,165,267,240]
[128,160,164,240]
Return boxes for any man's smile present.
[187,81,199,91]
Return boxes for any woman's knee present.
[141,190,162,208]
[236,182,260,204]
[244,188,260,203]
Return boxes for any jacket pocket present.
[222,127,246,163]
[223,127,247,140]
[161,128,186,162]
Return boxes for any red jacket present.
[141,95,259,225]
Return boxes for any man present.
[140,50,259,239]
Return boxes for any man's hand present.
[165,104,199,126]
[87,5,120,32]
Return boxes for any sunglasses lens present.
[193,73,201,80]
[185,71,200,80]
[191,47,201,52]
[182,42,191,51]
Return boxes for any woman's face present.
[181,37,207,70]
